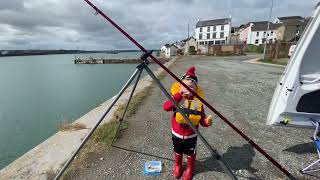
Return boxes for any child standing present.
[163,66,212,180]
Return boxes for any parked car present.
[288,45,296,57]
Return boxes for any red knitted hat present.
[182,66,198,83]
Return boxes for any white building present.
[240,21,279,45]
[160,44,178,58]
[195,18,231,46]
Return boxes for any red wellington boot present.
[183,154,196,180]
[173,153,183,179]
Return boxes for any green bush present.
[246,44,264,53]
[188,46,196,55]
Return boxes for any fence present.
[207,44,244,56]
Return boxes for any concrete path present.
[65,55,319,180]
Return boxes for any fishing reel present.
[140,50,153,65]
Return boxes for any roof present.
[251,21,281,31]
[277,16,304,21]
[282,19,308,26]
[196,18,231,28]
[164,44,170,48]
[182,36,195,42]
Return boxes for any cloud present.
[0,0,317,50]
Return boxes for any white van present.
[267,5,320,128]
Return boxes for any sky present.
[0,0,318,50]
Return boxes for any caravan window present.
[297,90,320,113]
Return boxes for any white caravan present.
[267,4,320,128]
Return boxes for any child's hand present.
[205,115,213,126]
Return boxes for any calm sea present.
[0,52,154,169]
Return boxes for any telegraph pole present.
[187,19,190,55]
[263,0,274,59]
[228,0,232,44]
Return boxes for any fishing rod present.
[83,0,295,179]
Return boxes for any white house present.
[240,21,279,45]
[183,37,197,54]
[195,18,231,46]
[160,44,178,58]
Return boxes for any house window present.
[207,27,210,32]
[221,25,224,31]
[199,34,203,40]
[212,26,216,31]
[270,31,274,35]
[256,32,259,36]
[262,38,266,43]
[208,41,214,45]
[199,42,204,45]
[221,40,226,44]
[207,33,210,39]
[212,32,216,38]
[215,40,221,45]
[264,31,266,36]
[200,27,202,32]
[220,32,224,38]
[255,39,259,44]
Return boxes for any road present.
[64,55,318,180]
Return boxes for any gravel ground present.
[64,55,319,180]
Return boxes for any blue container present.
[143,161,162,176]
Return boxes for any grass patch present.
[58,122,86,131]
[45,169,56,180]
[245,44,264,53]
[259,58,288,65]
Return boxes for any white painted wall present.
[161,46,177,58]
[247,30,278,45]
[195,24,231,45]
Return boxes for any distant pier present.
[74,57,169,64]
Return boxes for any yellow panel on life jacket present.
[175,98,203,126]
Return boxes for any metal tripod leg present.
[143,65,238,180]
[110,68,143,146]
[54,68,142,180]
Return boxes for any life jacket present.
[170,82,204,126]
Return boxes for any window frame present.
[220,32,224,38]
[207,33,211,39]
[212,32,217,38]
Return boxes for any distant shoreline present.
[0,50,158,58]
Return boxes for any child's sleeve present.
[200,106,210,127]
[163,93,183,111]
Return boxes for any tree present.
[188,46,196,55]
